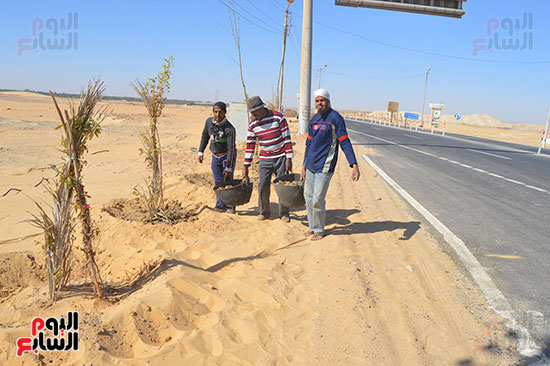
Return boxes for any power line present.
[266,0,286,12]
[244,0,279,20]
[229,0,282,33]
[216,0,283,35]
[274,4,550,65]
[289,32,301,59]
[325,70,426,80]
[315,21,550,65]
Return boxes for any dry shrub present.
[48,78,107,298]
[27,171,74,301]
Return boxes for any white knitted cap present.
[313,88,330,101]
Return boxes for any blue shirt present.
[304,108,357,173]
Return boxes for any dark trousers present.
[212,153,235,209]
[258,156,289,218]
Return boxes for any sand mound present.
[102,198,198,224]
[0,252,45,301]
[182,172,213,187]
[442,113,506,128]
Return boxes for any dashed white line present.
[350,129,550,196]
[362,154,545,360]
[467,148,512,160]
[400,144,436,157]
[350,117,539,156]
[487,172,505,179]
[526,185,548,193]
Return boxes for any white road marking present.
[526,185,548,193]
[361,154,545,360]
[350,129,550,196]
[467,148,512,160]
[349,117,546,157]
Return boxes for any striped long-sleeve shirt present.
[244,110,293,166]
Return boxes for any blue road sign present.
[404,112,419,120]
[454,113,462,120]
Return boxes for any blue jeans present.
[304,169,333,234]
[212,154,236,209]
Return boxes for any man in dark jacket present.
[301,89,360,240]
[198,101,237,212]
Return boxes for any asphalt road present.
[346,119,550,356]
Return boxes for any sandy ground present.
[429,121,543,148]
[343,110,546,148]
[0,92,522,365]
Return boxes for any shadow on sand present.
[59,209,419,301]
[322,209,421,241]
[60,252,268,301]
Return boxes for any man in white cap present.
[301,89,360,240]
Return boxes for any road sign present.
[430,103,445,128]
[454,113,462,120]
[404,112,419,120]
[387,101,399,113]
[335,0,466,18]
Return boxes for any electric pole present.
[277,0,293,111]
[538,106,550,154]
[318,64,328,89]
[298,0,312,135]
[420,66,431,127]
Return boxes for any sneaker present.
[257,215,269,221]
[280,215,290,223]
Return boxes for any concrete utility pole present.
[317,64,328,89]
[537,106,550,154]
[298,0,312,135]
[420,66,431,127]
[277,0,293,111]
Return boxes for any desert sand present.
[0,92,521,365]
[345,110,546,148]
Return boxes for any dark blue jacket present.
[304,108,357,173]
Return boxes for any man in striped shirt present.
[243,96,294,221]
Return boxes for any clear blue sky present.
[1,0,549,124]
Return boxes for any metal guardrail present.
[344,116,448,136]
